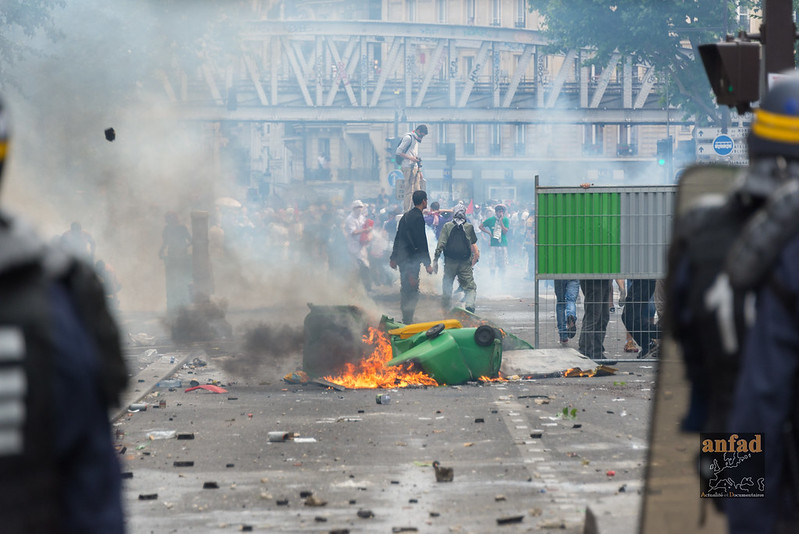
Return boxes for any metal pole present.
[534,174,540,349]
[763,0,796,84]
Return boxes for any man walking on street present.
[433,203,479,313]
[396,124,428,211]
[390,190,434,324]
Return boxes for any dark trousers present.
[398,261,422,324]
[578,279,611,359]
[621,279,657,356]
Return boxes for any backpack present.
[394,133,413,166]
[443,223,471,261]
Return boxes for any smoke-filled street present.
[2,1,755,532]
[114,268,654,533]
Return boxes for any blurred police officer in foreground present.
[0,96,127,533]
[721,74,799,533]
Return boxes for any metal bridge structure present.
[157,20,686,202]
[163,20,672,125]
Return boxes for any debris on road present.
[147,430,176,440]
[305,495,328,506]
[268,431,295,442]
[433,460,454,482]
[184,384,227,394]
[356,509,374,519]
[128,332,155,346]
[173,461,194,467]
[496,515,524,525]
[138,493,158,500]
[283,370,310,384]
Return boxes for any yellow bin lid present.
[388,319,462,339]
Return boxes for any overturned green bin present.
[385,324,502,385]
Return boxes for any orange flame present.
[563,365,617,377]
[478,374,507,383]
[323,327,439,389]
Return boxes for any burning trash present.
[303,306,505,388]
[323,328,438,389]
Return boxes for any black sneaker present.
[566,316,577,338]
[465,306,475,313]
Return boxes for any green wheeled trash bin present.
[386,324,502,385]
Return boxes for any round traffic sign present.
[713,135,734,156]
[388,170,403,187]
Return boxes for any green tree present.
[0,1,66,91]
[527,0,760,125]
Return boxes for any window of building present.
[466,0,475,25]
[368,0,381,20]
[491,123,502,155]
[515,124,525,155]
[437,0,446,23]
[583,124,604,155]
[736,6,749,31]
[319,138,330,158]
[439,123,447,144]
[491,0,501,26]
[515,0,526,27]
[464,123,475,155]
[616,124,636,156]
[407,0,416,22]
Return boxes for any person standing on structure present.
[390,190,434,324]
[396,124,428,211]
[433,203,479,313]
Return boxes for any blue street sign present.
[713,135,734,156]
[388,170,403,187]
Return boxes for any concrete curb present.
[112,349,194,421]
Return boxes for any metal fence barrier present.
[534,180,676,353]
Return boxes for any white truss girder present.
[171,20,670,125]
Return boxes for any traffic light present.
[438,142,456,167]
[386,137,401,166]
[656,138,672,166]
[698,41,760,113]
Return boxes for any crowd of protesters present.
[191,194,537,296]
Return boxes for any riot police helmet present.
[748,72,799,162]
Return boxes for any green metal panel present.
[537,191,621,275]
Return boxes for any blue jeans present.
[554,280,579,342]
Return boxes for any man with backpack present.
[395,124,428,211]
[665,74,799,532]
[433,204,479,313]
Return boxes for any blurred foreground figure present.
[666,74,799,533]
[0,96,127,533]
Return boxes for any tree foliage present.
[528,0,761,125]
[0,1,66,90]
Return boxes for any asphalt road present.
[114,265,656,533]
